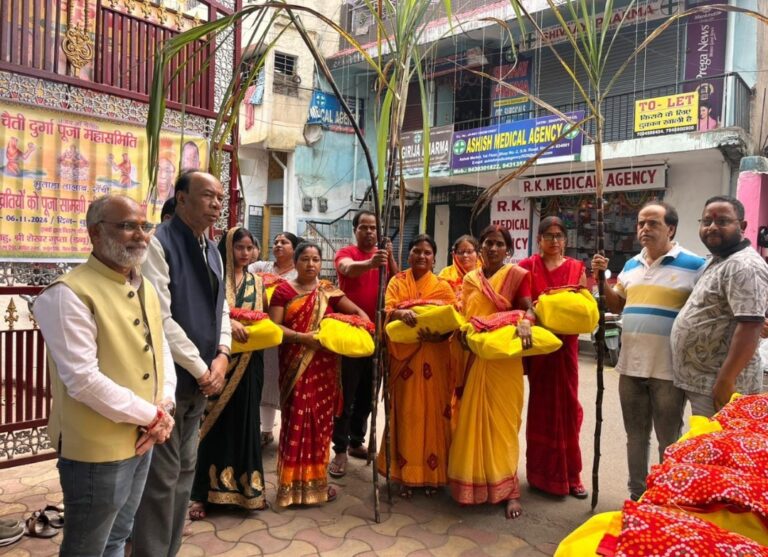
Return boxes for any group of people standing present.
[32,164,768,555]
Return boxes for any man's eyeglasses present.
[698,218,738,228]
[541,233,565,242]
[99,221,156,233]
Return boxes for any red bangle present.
[147,408,164,431]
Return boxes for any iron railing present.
[453,72,753,142]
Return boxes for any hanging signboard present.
[306,90,365,134]
[683,0,727,131]
[399,125,453,178]
[490,191,531,263]
[517,165,667,197]
[490,54,532,123]
[450,111,584,175]
[0,101,208,261]
[634,92,698,137]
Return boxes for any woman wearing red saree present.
[378,234,457,497]
[268,242,368,507]
[448,225,535,519]
[519,216,588,499]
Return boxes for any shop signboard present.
[490,187,532,264]
[450,111,584,175]
[0,101,208,261]
[306,90,364,134]
[683,0,727,131]
[634,92,698,137]
[518,0,679,52]
[491,54,532,123]
[517,165,667,197]
[399,125,453,178]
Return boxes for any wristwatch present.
[216,349,232,362]
[161,400,176,417]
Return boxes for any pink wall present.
[737,170,768,246]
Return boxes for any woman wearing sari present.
[250,231,301,448]
[189,227,268,519]
[448,225,535,519]
[378,234,457,497]
[268,242,369,507]
[438,235,480,297]
[519,216,588,499]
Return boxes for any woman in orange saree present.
[377,235,457,497]
[268,242,368,507]
[448,225,535,519]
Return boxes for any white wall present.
[434,205,450,272]
[238,146,270,211]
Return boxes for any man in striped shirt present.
[592,201,706,502]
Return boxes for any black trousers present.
[332,355,373,454]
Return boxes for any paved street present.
[0,353,685,556]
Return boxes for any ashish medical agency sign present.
[634,92,698,137]
[518,165,666,197]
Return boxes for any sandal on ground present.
[328,454,347,478]
[0,518,22,529]
[39,505,64,528]
[424,487,438,497]
[569,484,589,500]
[0,522,24,546]
[188,501,207,521]
[399,487,413,499]
[347,445,368,460]
[326,487,337,503]
[504,498,523,520]
[24,513,58,538]
[260,432,274,447]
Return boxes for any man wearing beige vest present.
[34,195,176,556]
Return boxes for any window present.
[273,52,299,97]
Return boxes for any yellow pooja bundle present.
[315,313,375,358]
[230,308,283,353]
[385,300,465,344]
[257,273,285,304]
[462,310,562,360]
[534,286,599,335]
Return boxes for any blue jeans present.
[57,451,151,557]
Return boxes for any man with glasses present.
[133,171,232,557]
[671,195,768,417]
[592,200,705,501]
[33,195,176,555]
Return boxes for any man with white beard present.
[34,194,176,556]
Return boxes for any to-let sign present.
[634,92,698,137]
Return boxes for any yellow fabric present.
[46,256,164,462]
[377,270,457,487]
[385,304,465,344]
[463,323,562,360]
[688,508,768,546]
[554,511,623,557]
[447,266,524,504]
[315,318,374,357]
[677,414,723,442]
[231,319,283,353]
[437,264,460,283]
[535,287,599,335]
[265,285,277,304]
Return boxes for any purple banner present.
[684,0,727,131]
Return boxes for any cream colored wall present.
[239,0,344,149]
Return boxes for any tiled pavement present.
[0,358,637,556]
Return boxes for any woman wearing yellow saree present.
[268,242,368,507]
[378,235,457,497]
[448,225,535,519]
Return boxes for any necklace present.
[234,271,245,292]
[292,279,318,293]
[274,262,294,276]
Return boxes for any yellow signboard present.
[634,91,698,137]
[0,101,208,261]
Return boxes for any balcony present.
[0,0,231,117]
[453,73,753,143]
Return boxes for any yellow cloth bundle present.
[461,315,563,360]
[534,286,599,335]
[230,309,283,353]
[315,314,375,358]
[385,303,465,344]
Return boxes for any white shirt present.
[34,275,177,427]
[143,235,232,379]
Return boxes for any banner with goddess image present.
[0,101,208,261]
